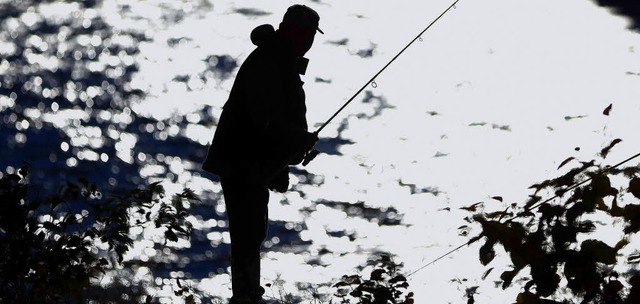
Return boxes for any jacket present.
[202,24,310,184]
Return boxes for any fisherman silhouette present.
[202,4,322,303]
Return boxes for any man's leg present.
[221,177,269,301]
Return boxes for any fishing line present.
[314,0,462,134]
[406,151,640,277]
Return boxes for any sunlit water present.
[2,0,640,302]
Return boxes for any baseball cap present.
[282,4,324,34]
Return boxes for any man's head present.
[279,4,322,56]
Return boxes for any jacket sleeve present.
[243,58,308,144]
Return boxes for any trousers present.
[220,176,269,301]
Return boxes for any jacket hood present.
[250,24,276,47]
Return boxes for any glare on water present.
[2,0,640,302]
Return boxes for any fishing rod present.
[314,0,461,135]
[298,0,462,167]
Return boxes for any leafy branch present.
[333,255,414,304]
[0,164,199,303]
[465,140,640,303]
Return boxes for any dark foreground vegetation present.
[463,135,640,304]
[0,164,414,304]
[3,133,640,303]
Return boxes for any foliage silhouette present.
[164,253,414,304]
[466,138,640,303]
[0,164,197,303]
[3,164,414,304]
[593,0,640,30]
[333,255,414,304]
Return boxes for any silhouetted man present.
[202,4,322,304]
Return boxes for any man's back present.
[202,24,309,182]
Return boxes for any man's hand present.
[289,131,318,165]
[302,131,318,151]
[302,149,319,166]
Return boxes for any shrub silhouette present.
[466,140,640,303]
[333,255,414,304]
[0,164,197,303]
